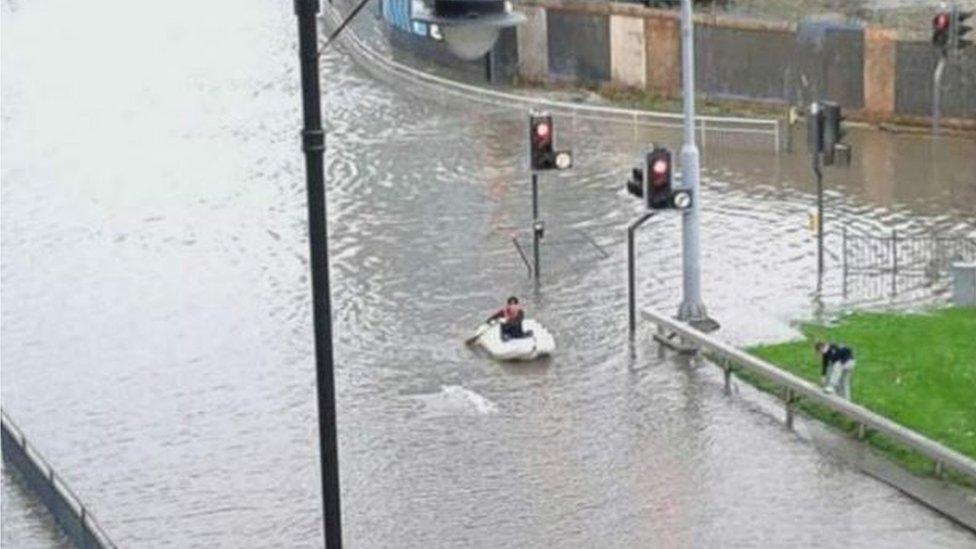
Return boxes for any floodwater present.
[2,0,975,547]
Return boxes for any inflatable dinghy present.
[470,319,555,361]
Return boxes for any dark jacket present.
[821,344,854,376]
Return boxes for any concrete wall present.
[645,15,680,97]
[518,6,549,82]
[863,27,897,117]
[822,27,865,109]
[696,26,796,102]
[895,42,976,119]
[547,10,611,83]
[610,15,647,89]
[369,0,975,123]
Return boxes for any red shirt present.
[496,304,522,323]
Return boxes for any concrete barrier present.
[1,410,115,549]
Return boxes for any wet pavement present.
[2,0,975,546]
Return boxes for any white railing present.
[321,8,782,152]
[641,309,976,480]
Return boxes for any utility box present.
[951,262,976,307]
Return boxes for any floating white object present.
[470,319,555,361]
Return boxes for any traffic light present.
[808,101,849,166]
[626,165,644,198]
[953,9,973,51]
[807,102,823,156]
[645,147,673,209]
[933,11,951,51]
[528,112,573,171]
[821,102,846,166]
[529,113,554,170]
[624,146,691,210]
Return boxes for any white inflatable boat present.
[470,319,555,361]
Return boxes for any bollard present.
[723,362,732,393]
[657,325,666,359]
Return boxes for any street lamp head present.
[413,0,525,60]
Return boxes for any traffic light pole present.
[531,173,541,280]
[677,0,711,327]
[628,211,657,337]
[294,0,343,547]
[812,150,824,292]
[932,55,946,135]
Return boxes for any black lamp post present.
[291,0,523,546]
[294,0,342,547]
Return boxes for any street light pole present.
[294,0,343,547]
[677,0,709,324]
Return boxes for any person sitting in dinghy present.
[488,296,533,341]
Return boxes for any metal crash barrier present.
[641,309,976,481]
[1,409,115,548]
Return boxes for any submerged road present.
[2,0,975,546]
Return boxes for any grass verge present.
[742,308,976,488]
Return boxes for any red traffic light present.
[652,159,668,176]
[933,11,951,48]
[529,114,555,170]
[645,147,673,208]
[650,157,670,188]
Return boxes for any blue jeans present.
[825,359,855,400]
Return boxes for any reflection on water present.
[2,0,975,546]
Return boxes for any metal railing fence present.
[842,227,976,298]
[641,309,976,481]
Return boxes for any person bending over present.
[815,341,855,400]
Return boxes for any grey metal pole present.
[814,151,824,293]
[628,211,656,336]
[532,173,540,280]
[294,0,342,546]
[842,225,848,299]
[933,55,946,135]
[677,0,708,323]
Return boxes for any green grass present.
[743,308,976,485]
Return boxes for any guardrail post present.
[891,229,898,297]
[785,388,795,430]
[935,460,944,478]
[857,422,866,440]
[723,361,732,393]
[842,225,848,299]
